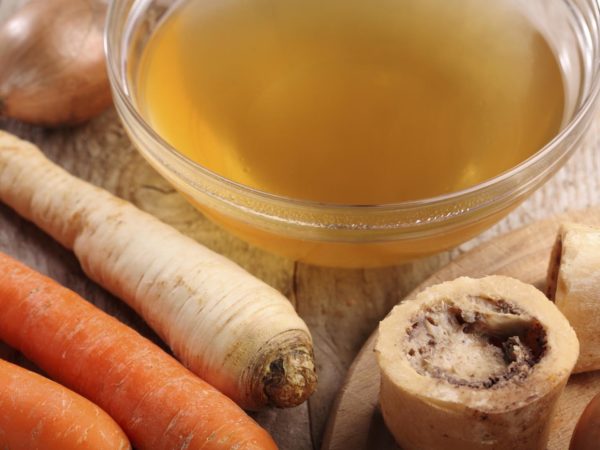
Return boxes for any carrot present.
[0,131,316,409]
[0,358,130,450]
[0,252,277,450]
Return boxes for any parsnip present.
[0,131,316,410]
[376,276,578,450]
[547,222,600,373]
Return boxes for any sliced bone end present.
[376,276,578,450]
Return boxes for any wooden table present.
[2,109,599,449]
[3,0,600,447]
[1,101,599,450]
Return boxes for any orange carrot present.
[0,252,277,450]
[0,358,130,450]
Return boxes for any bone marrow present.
[406,299,546,389]
[376,276,578,450]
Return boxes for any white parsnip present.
[546,222,600,373]
[0,131,316,410]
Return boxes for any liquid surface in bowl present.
[136,0,565,205]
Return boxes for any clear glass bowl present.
[106,0,600,268]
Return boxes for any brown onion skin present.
[570,392,600,450]
[0,0,111,127]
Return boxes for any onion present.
[570,392,600,450]
[0,0,111,127]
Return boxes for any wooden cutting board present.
[322,207,600,450]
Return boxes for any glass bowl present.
[105,0,600,268]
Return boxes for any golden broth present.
[136,0,564,205]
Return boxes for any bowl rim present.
[105,0,600,214]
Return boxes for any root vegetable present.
[0,358,130,450]
[375,276,579,450]
[570,391,600,450]
[0,131,316,410]
[546,222,600,373]
[0,251,277,450]
[0,0,111,126]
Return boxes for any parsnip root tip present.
[264,345,317,408]
[251,331,317,409]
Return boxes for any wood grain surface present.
[322,208,600,450]
[1,4,600,447]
